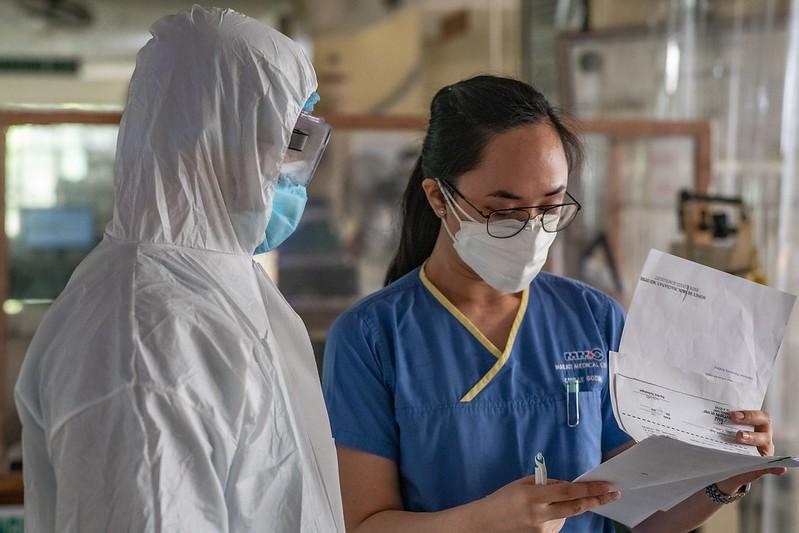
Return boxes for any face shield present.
[280,110,332,187]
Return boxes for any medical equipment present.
[670,190,765,282]
[566,378,580,428]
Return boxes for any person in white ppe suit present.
[14,6,344,532]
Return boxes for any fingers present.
[756,467,788,477]
[720,468,787,491]
[774,467,788,475]
[745,467,786,478]
[730,410,772,431]
[546,491,622,520]
[731,410,774,455]
[737,430,771,448]
[541,481,614,503]
[736,430,775,456]
[518,477,566,486]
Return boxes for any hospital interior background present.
[1,0,799,531]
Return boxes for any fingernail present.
[732,411,745,421]
[741,431,751,441]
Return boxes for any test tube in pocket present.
[565,378,580,427]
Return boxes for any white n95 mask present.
[439,181,557,293]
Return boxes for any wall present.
[311,2,523,116]
[312,7,425,115]
[422,4,522,104]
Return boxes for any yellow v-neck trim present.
[419,265,529,402]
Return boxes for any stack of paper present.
[578,250,797,528]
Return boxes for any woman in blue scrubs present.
[323,75,782,532]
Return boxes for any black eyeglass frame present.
[440,179,582,238]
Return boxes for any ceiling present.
[0,0,288,60]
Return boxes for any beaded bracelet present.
[705,482,751,504]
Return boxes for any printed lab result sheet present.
[578,250,797,527]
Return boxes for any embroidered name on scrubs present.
[554,348,608,385]
[419,266,528,402]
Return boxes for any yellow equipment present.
[670,190,766,283]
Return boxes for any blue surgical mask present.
[254,179,308,254]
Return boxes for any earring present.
[437,208,447,217]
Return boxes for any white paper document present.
[612,372,757,455]
[580,436,799,527]
[577,250,797,528]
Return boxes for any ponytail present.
[384,75,583,286]
[384,156,440,285]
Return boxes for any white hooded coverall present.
[15,6,344,532]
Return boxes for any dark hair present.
[384,75,584,285]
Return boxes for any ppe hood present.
[108,6,317,254]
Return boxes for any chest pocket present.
[497,389,604,480]
[465,388,603,430]
[395,388,606,504]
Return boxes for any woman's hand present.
[476,476,620,532]
[716,410,787,495]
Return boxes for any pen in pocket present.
[534,452,547,485]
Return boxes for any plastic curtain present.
[655,2,799,529]
[556,0,799,527]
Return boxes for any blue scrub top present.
[323,267,632,533]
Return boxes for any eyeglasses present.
[441,180,582,239]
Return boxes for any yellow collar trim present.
[419,264,529,402]
[420,266,502,359]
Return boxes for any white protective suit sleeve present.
[14,6,344,532]
[38,388,237,532]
